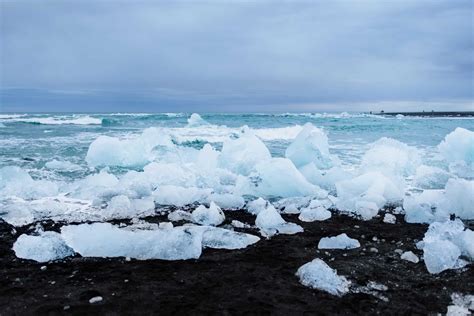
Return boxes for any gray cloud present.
[0,0,473,112]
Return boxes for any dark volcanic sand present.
[0,211,472,315]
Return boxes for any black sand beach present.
[1,211,472,315]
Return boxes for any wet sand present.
[1,211,472,315]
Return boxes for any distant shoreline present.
[375,111,474,117]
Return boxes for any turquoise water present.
[1,112,473,182]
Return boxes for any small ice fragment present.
[298,206,331,222]
[318,234,360,250]
[255,204,303,237]
[89,296,103,304]
[168,210,192,222]
[296,258,350,296]
[401,251,419,263]
[383,214,396,224]
[191,202,225,226]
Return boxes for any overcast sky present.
[0,0,473,112]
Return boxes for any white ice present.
[13,231,74,262]
[418,219,473,274]
[191,202,226,226]
[296,258,351,296]
[255,203,303,237]
[318,233,360,250]
[400,251,419,263]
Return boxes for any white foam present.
[11,115,102,125]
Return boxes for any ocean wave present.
[8,115,102,125]
[0,114,27,119]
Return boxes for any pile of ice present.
[417,219,473,274]
[2,124,473,229]
[404,178,474,223]
[12,222,260,262]
[296,258,351,296]
[446,293,474,316]
[318,233,360,250]
[255,203,303,237]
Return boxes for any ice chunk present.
[242,158,327,198]
[200,226,260,249]
[403,190,444,224]
[419,219,473,274]
[102,195,155,219]
[299,164,351,193]
[336,172,403,220]
[438,128,474,178]
[296,258,351,296]
[318,233,360,250]
[285,123,336,169]
[0,166,58,199]
[255,203,303,237]
[447,293,474,316]
[400,251,419,263]
[246,198,269,215]
[423,239,461,274]
[207,193,244,210]
[61,223,202,260]
[153,186,212,207]
[414,165,452,189]
[383,213,396,224]
[186,113,209,127]
[361,137,420,177]
[191,202,225,226]
[219,129,271,176]
[45,159,82,172]
[85,127,173,167]
[13,231,74,262]
[167,210,193,222]
[274,196,313,214]
[299,206,331,222]
[439,178,474,220]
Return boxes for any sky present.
[0,0,473,112]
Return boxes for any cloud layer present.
[1,1,473,112]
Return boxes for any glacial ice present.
[198,226,260,249]
[285,123,336,169]
[414,165,452,189]
[246,197,269,215]
[400,251,419,263]
[153,186,212,207]
[360,137,421,178]
[0,166,58,200]
[438,127,474,178]
[186,113,209,127]
[191,202,226,226]
[241,158,327,198]
[404,178,474,223]
[336,172,403,220]
[13,231,74,262]
[61,223,203,260]
[85,127,173,167]
[255,203,303,237]
[45,159,82,172]
[298,205,332,222]
[418,219,473,274]
[296,258,351,296]
[219,128,271,176]
[318,233,360,250]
